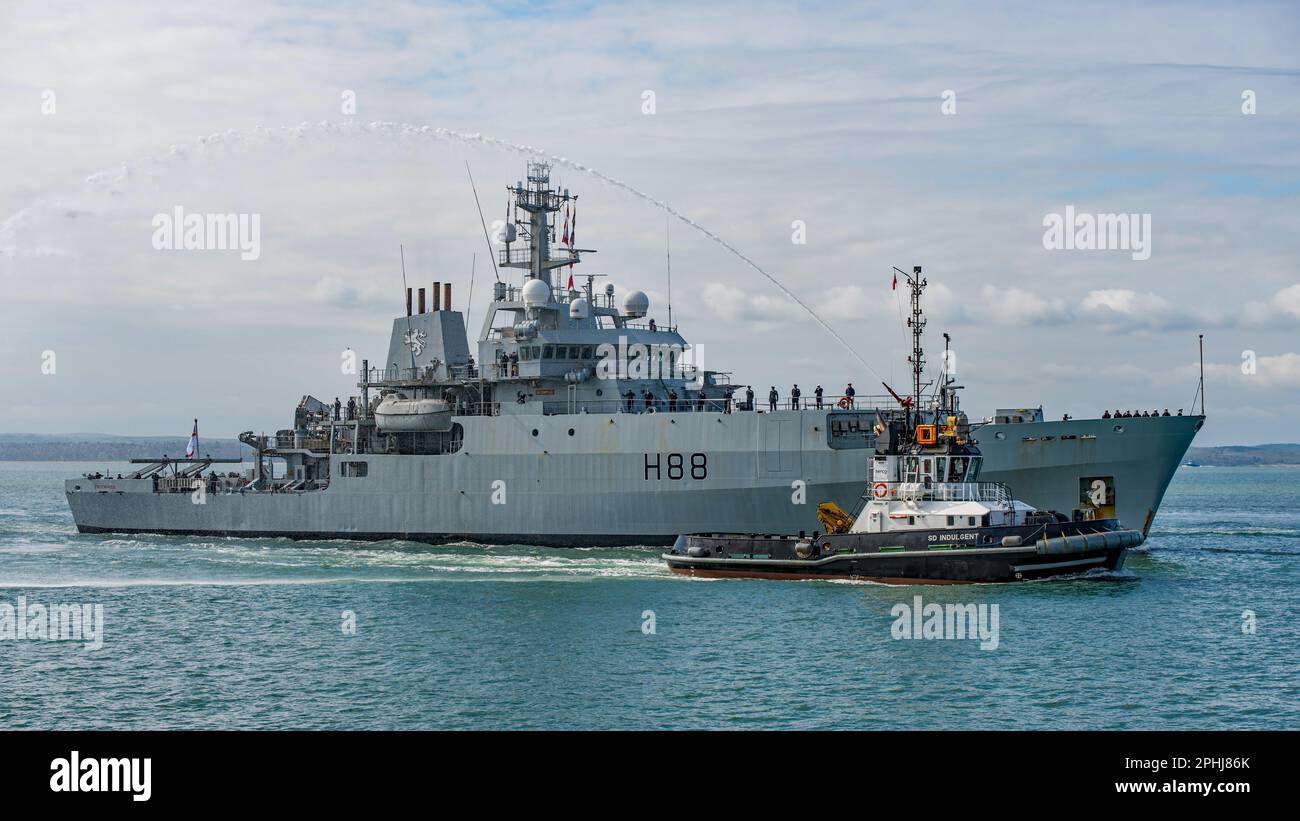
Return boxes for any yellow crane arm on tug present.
[817,502,855,534]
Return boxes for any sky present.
[1,0,1297,446]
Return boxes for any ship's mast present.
[501,162,581,288]
[904,266,926,427]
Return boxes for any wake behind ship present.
[66,165,1203,545]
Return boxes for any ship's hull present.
[665,522,1140,584]
[66,412,1203,546]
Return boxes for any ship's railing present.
[153,475,256,494]
[622,321,679,333]
[365,364,480,384]
[930,482,1012,504]
[270,434,331,451]
[743,394,901,412]
[880,481,1013,504]
[539,398,735,415]
[498,248,579,266]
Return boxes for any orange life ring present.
[837,397,852,409]
[873,482,888,498]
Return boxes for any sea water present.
[1,462,1296,729]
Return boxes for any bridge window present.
[542,346,554,360]
[948,457,968,482]
[581,345,594,360]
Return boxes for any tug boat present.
[664,270,1144,584]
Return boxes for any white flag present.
[185,418,198,459]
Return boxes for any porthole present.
[595,389,603,396]
[995,431,1006,440]
[531,429,539,437]
[568,428,575,436]
[1113,425,1124,434]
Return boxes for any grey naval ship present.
[66,163,1204,546]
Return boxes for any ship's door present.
[758,416,802,478]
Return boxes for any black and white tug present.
[664,268,1143,584]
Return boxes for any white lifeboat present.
[374,396,453,432]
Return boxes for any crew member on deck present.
[625,390,635,413]
[745,386,754,411]
[814,385,824,410]
[1103,410,1111,419]
[346,397,356,421]
[844,383,856,408]
[768,386,778,412]
[790,384,801,410]
[668,389,678,412]
[334,397,341,421]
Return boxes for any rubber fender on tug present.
[1037,529,1144,555]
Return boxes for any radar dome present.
[569,297,590,320]
[623,290,649,318]
[521,278,552,308]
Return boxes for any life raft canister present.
[837,397,852,409]
[916,424,938,445]
[873,482,889,498]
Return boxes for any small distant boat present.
[1183,460,1201,468]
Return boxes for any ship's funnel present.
[432,281,441,312]
[417,288,426,314]
[444,283,452,311]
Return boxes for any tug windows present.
[340,461,368,478]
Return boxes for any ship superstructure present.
[65,165,1204,545]
[665,272,1142,583]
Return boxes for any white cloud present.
[1,1,1298,445]
[1244,284,1300,325]
[980,285,1068,325]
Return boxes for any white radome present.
[521,278,552,308]
[569,297,590,320]
[623,289,649,318]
